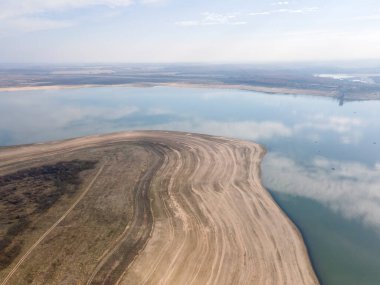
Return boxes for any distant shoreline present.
[0,82,336,97]
[2,82,380,101]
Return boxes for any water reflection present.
[0,86,380,284]
[1,87,378,233]
[293,114,365,144]
[142,120,293,141]
[263,153,380,233]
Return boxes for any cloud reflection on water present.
[263,153,380,233]
[144,120,293,140]
[294,114,366,144]
[0,99,140,144]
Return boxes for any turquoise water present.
[0,86,379,284]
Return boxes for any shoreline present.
[2,81,380,101]
[0,82,337,98]
[0,131,319,284]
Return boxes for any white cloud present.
[263,154,380,233]
[0,0,157,33]
[176,12,247,27]
[176,8,318,27]
[176,21,199,27]
[272,1,290,6]
[0,1,134,20]
[250,7,319,16]
[140,0,166,4]
[354,14,380,21]
[1,17,74,33]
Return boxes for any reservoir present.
[0,86,379,284]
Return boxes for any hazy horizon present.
[1,0,380,63]
[2,60,380,70]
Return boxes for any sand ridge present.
[0,131,319,285]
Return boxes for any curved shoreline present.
[0,131,319,284]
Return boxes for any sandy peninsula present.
[0,131,319,285]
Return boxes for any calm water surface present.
[0,86,379,285]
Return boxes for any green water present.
[272,193,380,285]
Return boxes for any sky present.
[1,0,380,63]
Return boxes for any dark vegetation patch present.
[0,160,97,270]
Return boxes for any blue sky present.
[1,0,380,63]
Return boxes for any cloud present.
[140,0,166,4]
[1,17,74,34]
[176,8,318,27]
[250,7,319,16]
[0,0,156,33]
[354,15,380,21]
[0,1,134,20]
[272,1,290,6]
[263,154,380,233]
[176,12,247,27]
[176,21,199,27]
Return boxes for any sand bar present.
[0,131,319,285]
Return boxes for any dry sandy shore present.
[0,82,334,98]
[2,82,380,101]
[0,131,319,285]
